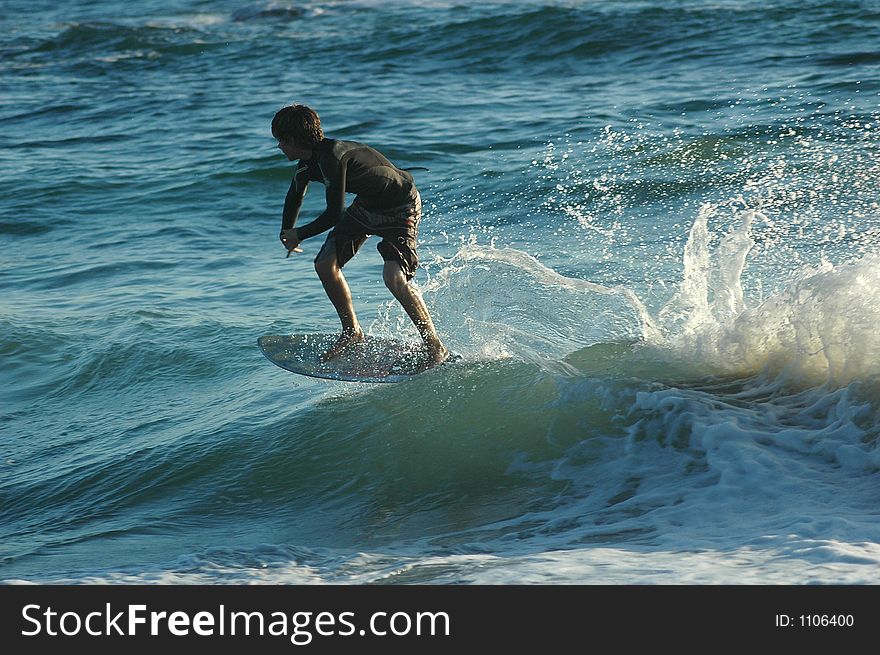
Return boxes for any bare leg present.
[315,254,364,360]
[383,261,448,367]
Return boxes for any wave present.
[231,3,306,22]
[13,0,879,76]
[5,337,878,579]
[332,0,880,74]
[645,204,880,387]
[4,267,879,583]
[30,22,213,57]
[412,182,880,390]
[0,218,54,237]
[7,197,878,532]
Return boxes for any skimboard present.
[257,333,456,383]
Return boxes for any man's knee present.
[315,254,338,278]
[383,262,409,294]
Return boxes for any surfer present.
[272,104,449,367]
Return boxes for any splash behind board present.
[257,334,439,383]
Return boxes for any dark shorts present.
[315,188,422,280]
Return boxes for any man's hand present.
[280,228,303,257]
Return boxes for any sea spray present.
[653,203,880,386]
[389,197,880,391]
[382,240,660,374]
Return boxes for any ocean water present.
[2,0,879,584]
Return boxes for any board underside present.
[257,333,435,383]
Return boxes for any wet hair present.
[271,104,324,147]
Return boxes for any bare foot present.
[321,328,365,362]
[420,342,450,371]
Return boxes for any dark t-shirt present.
[280,139,416,240]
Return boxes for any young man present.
[272,104,449,366]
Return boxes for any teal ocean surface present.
[2,0,880,583]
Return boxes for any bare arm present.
[280,161,310,233]
[293,153,350,241]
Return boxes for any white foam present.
[10,538,880,584]
[653,202,880,386]
[391,239,659,374]
[396,206,880,389]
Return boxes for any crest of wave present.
[653,202,880,386]
[382,237,658,375]
[379,209,880,385]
